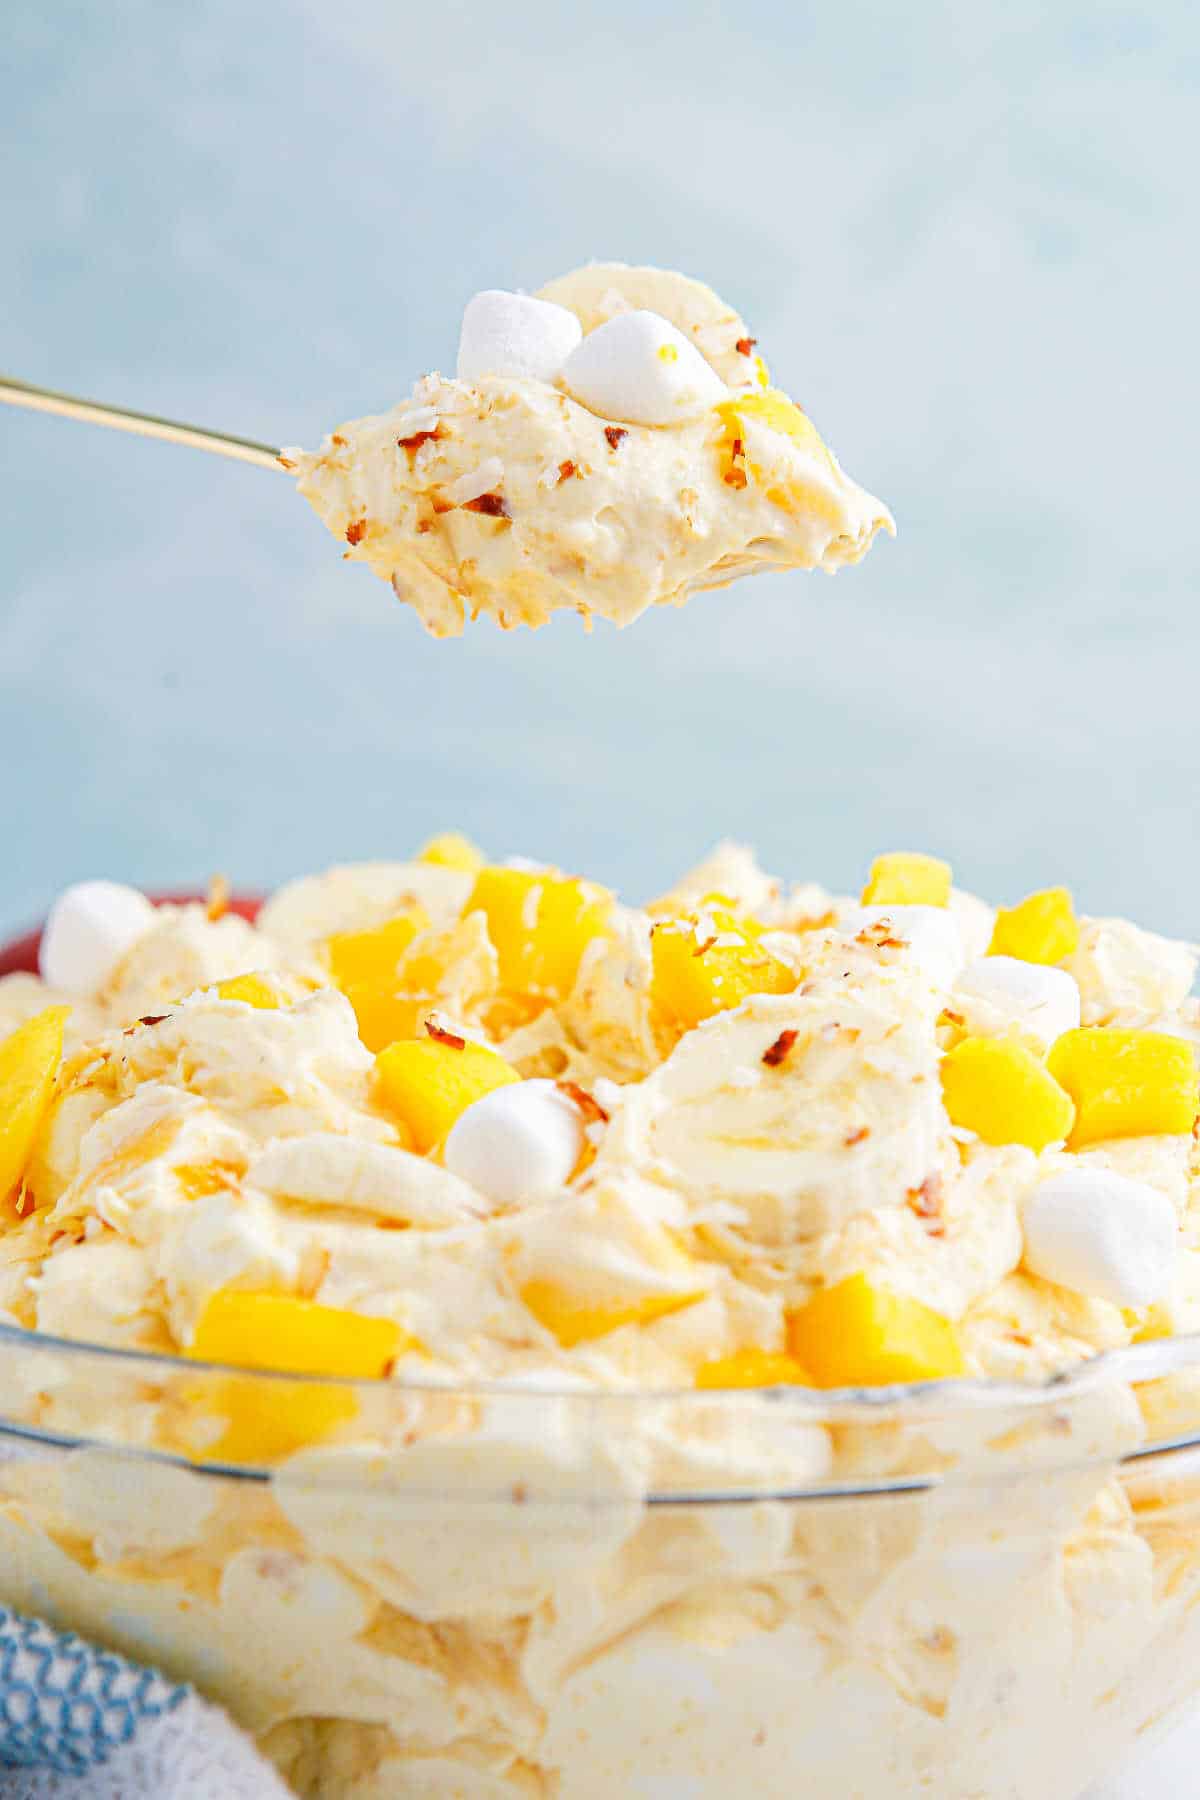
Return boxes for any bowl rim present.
[3,1318,1200,1500]
[4,1313,1199,1403]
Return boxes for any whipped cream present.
[284,264,893,635]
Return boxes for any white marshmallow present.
[954,956,1081,1050]
[456,290,582,385]
[839,904,965,989]
[38,881,158,997]
[444,1078,585,1207]
[561,310,728,426]
[1022,1168,1178,1307]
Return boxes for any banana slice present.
[537,262,761,388]
[594,986,947,1246]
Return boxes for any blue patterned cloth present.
[0,1610,185,1775]
[0,1608,290,1798]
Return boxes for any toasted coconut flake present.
[907,1173,945,1236]
[447,458,505,507]
[205,872,231,921]
[464,491,511,519]
[425,1016,466,1050]
[398,427,441,454]
[761,1028,798,1068]
[557,1079,610,1125]
[122,1014,169,1037]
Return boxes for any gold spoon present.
[0,374,284,472]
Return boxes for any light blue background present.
[2,2,1198,937]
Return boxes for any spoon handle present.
[0,374,284,472]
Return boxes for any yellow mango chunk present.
[861,852,952,909]
[418,832,486,873]
[0,1007,69,1211]
[715,389,843,521]
[185,1378,356,1465]
[325,909,429,994]
[650,911,796,1031]
[716,388,818,449]
[183,1289,410,1464]
[324,908,431,1052]
[1047,1027,1199,1149]
[375,1036,518,1153]
[695,1349,812,1389]
[189,1288,404,1376]
[941,1035,1075,1151]
[465,867,612,998]
[522,1276,704,1348]
[342,987,425,1055]
[787,1274,965,1387]
[214,974,282,1010]
[989,887,1079,965]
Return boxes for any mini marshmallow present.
[38,880,158,997]
[954,956,1081,1050]
[839,904,965,989]
[456,291,582,385]
[444,1078,585,1207]
[561,310,728,426]
[1022,1168,1178,1307]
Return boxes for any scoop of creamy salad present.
[1,842,1197,1410]
[283,264,893,635]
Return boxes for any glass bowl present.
[4,899,1200,1795]
[1,1324,1200,1798]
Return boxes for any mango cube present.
[521,1272,704,1348]
[650,911,796,1031]
[695,1349,812,1389]
[185,1289,408,1463]
[465,867,611,998]
[989,887,1079,965]
[941,1035,1075,1150]
[349,988,426,1056]
[325,909,429,994]
[786,1274,965,1387]
[214,974,282,1010]
[185,1378,355,1464]
[324,908,430,1052]
[0,1007,68,1211]
[861,852,952,909]
[189,1289,404,1376]
[375,1036,518,1153]
[1047,1027,1199,1148]
[418,832,486,873]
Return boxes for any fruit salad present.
[0,844,1199,1797]
[283,265,894,635]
